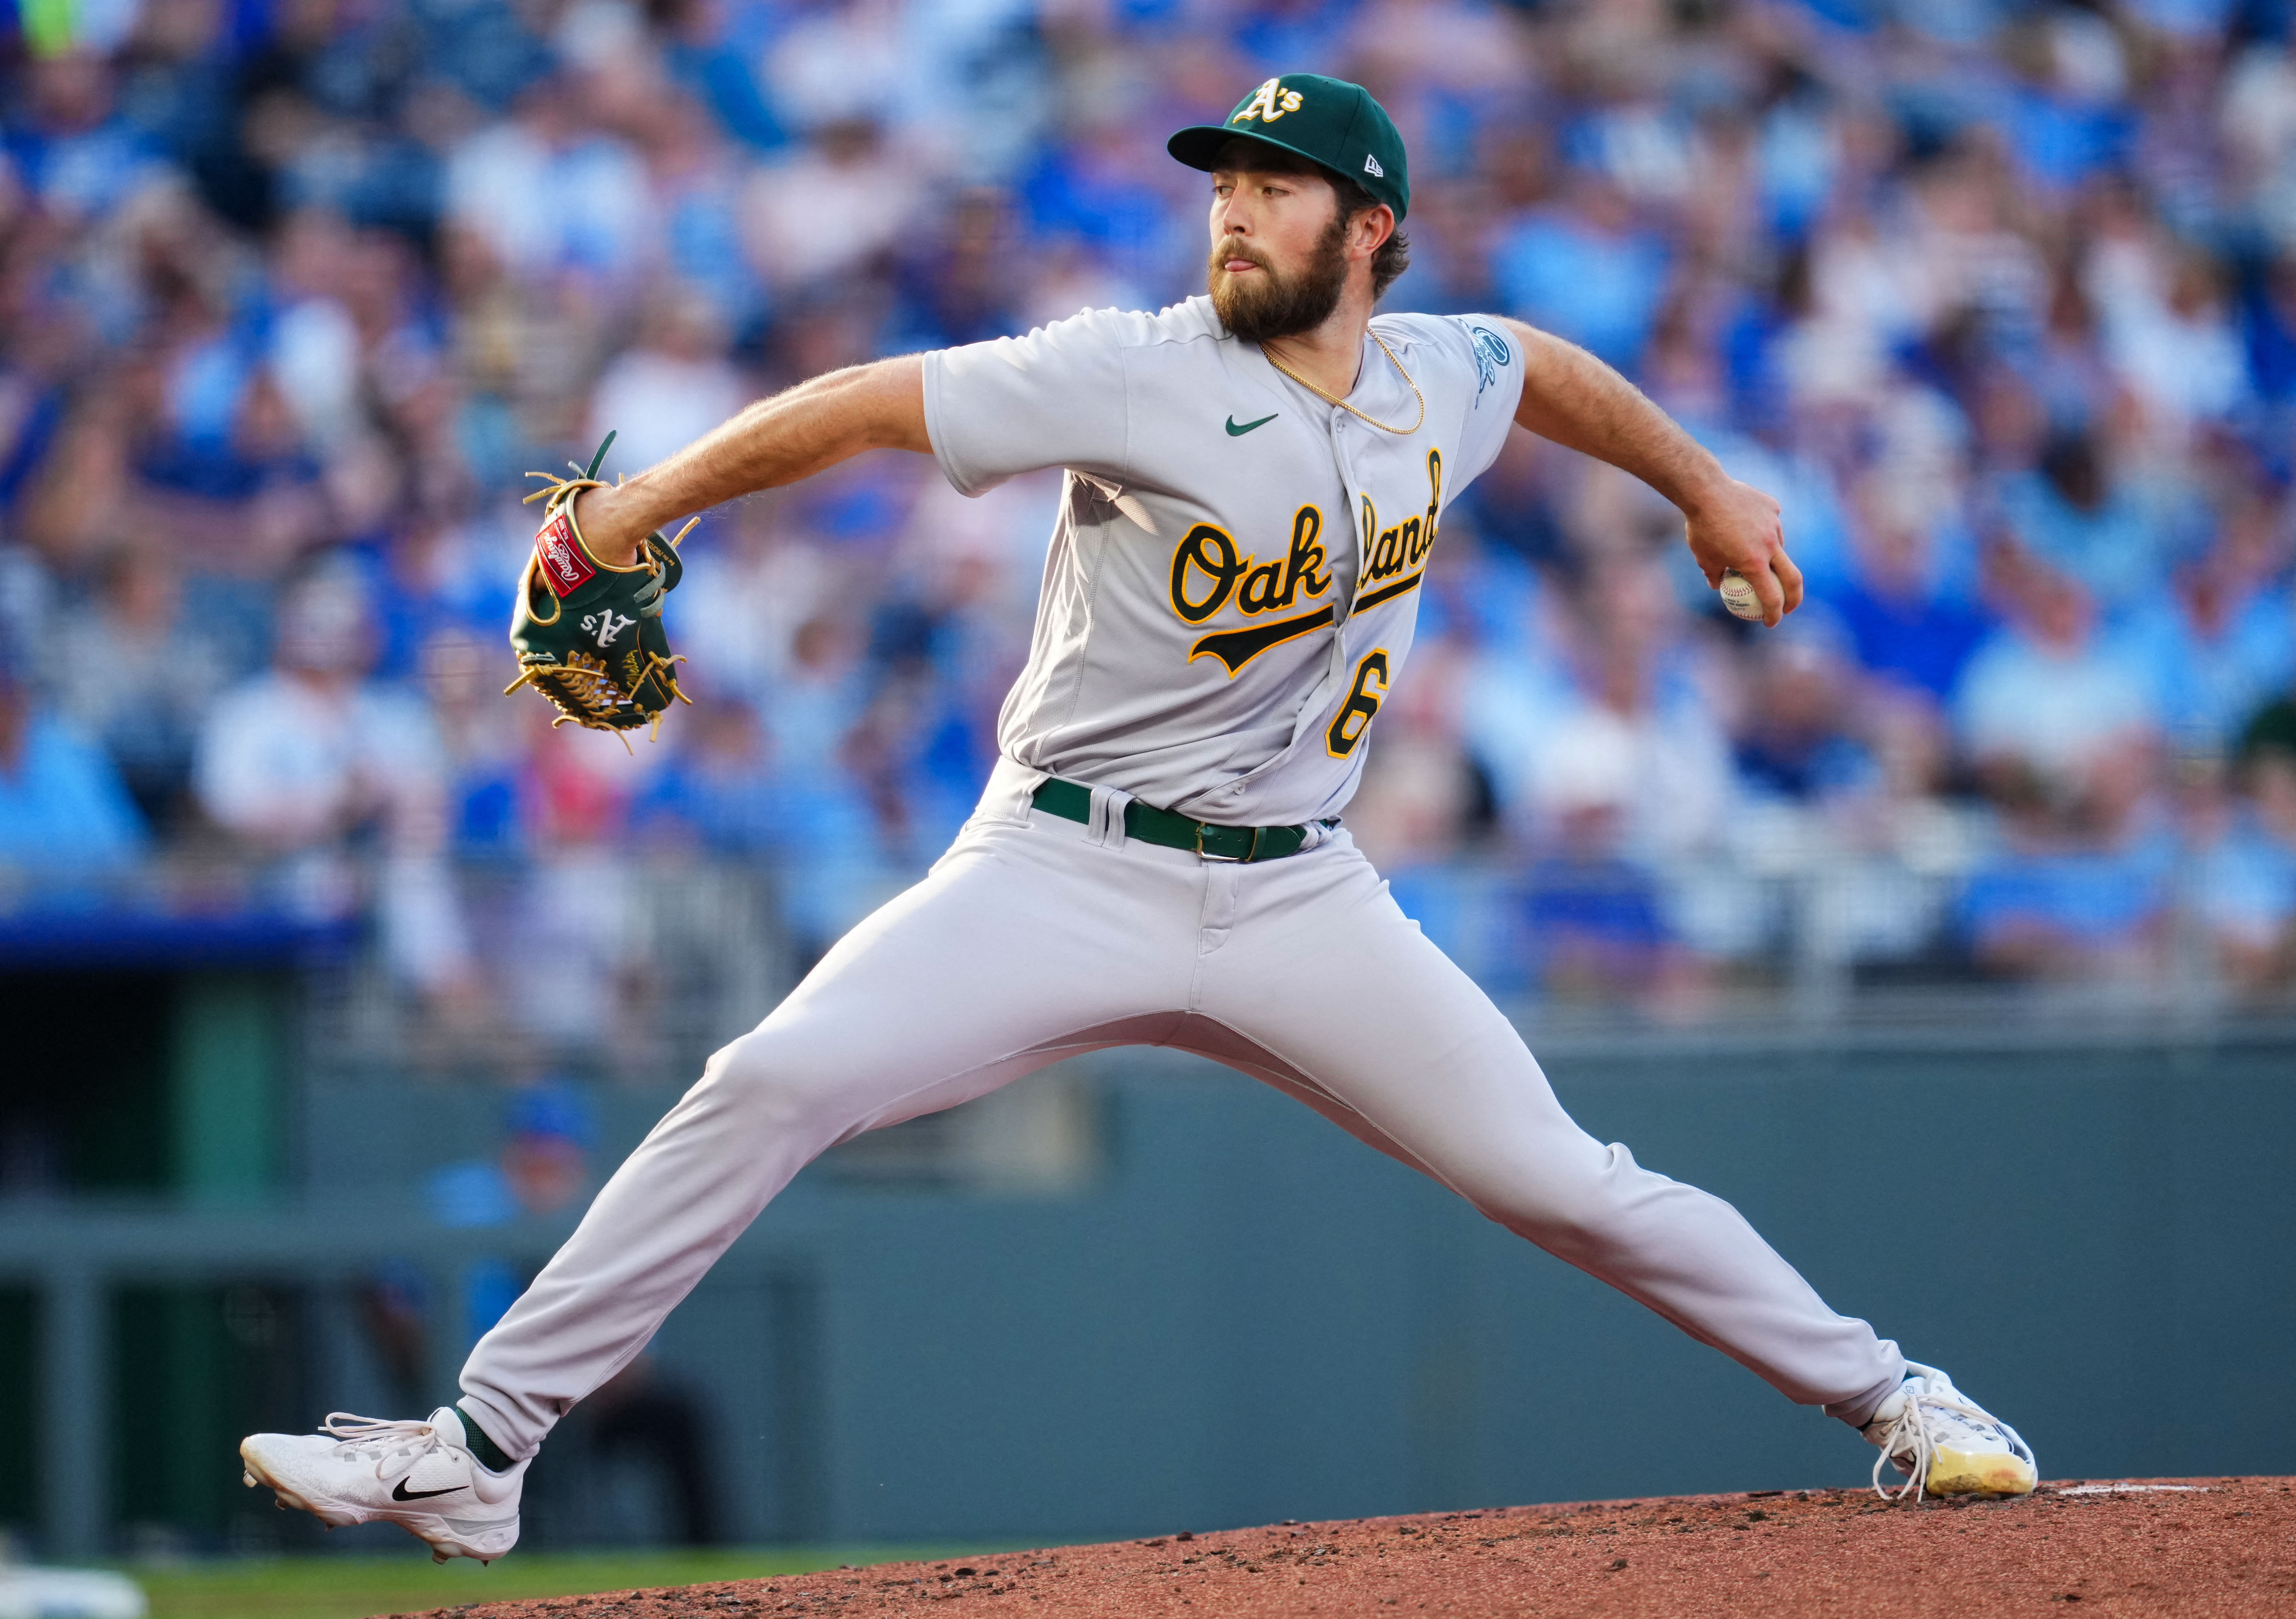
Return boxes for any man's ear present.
[1354,204,1395,257]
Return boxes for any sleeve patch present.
[1458,320,1514,400]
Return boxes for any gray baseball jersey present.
[922,295,1527,827]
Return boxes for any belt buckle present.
[1195,822,1257,863]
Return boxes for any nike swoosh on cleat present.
[392,1480,469,1501]
[1225,413,1278,436]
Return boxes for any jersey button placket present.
[1327,409,1363,631]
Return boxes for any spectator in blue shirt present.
[2114,541,2296,753]
[2243,257,2296,407]
[1731,622,1881,805]
[1832,508,1994,707]
[631,697,788,856]
[1996,16,2130,196]
[1953,555,2174,981]
[0,660,148,874]
[7,53,160,219]
[1957,828,2178,981]
[1992,427,2170,618]
[1518,797,1686,1007]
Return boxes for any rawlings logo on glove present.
[535,512,597,594]
[505,431,696,739]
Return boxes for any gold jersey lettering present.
[1325,648,1391,758]
[1168,505,1331,628]
[1169,524,1248,623]
[1350,452,1447,613]
[1280,505,1331,605]
[1413,449,1441,566]
[1361,495,1409,584]
[1237,559,1287,614]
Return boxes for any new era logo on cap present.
[1364,154,1384,177]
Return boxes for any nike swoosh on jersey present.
[391,1479,469,1502]
[1225,413,1279,436]
[1189,604,1336,674]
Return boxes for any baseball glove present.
[506,432,697,739]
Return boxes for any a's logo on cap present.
[1364,154,1384,177]
[1233,78,1304,124]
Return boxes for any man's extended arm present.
[1497,318,1801,625]
[572,355,931,566]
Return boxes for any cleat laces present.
[1866,1368,2033,1504]
[320,1413,473,1490]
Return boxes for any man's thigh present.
[724,813,1203,1134]
[1192,835,1611,1209]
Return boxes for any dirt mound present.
[383,1476,2293,1618]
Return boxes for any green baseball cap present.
[1168,73,1410,222]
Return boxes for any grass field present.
[120,1546,1010,1619]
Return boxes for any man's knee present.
[696,1029,846,1133]
[1470,1135,1644,1250]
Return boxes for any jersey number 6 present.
[1326,649,1391,758]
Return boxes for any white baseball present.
[1718,570,1765,622]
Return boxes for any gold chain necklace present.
[1260,328,1425,435]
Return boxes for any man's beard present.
[1207,213,1351,343]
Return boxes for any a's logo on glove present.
[584,608,636,647]
[536,513,596,595]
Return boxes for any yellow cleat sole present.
[1924,1447,2040,1497]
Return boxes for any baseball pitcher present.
[242,75,2036,1563]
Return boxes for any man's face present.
[1206,148,1353,343]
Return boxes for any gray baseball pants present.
[459,764,1906,1458]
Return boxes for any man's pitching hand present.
[1683,477,1801,627]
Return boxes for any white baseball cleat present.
[1863,1362,2038,1501]
[239,1407,526,1563]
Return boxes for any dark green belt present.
[1031,777,1330,863]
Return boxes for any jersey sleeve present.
[1437,315,1527,488]
[922,309,1132,496]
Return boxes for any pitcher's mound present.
[386,1476,2292,1617]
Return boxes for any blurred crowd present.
[4,0,2296,1039]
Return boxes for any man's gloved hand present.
[506,431,695,738]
